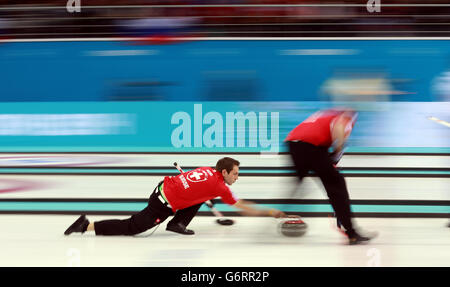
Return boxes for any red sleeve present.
[218,184,239,205]
[338,115,354,137]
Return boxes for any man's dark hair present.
[215,157,240,173]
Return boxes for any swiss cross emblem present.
[186,170,208,182]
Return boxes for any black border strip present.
[0,210,447,218]
[216,199,450,206]
[0,151,448,156]
[239,173,450,178]
[0,166,448,172]
[0,172,446,177]
[1,198,448,206]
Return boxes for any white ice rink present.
[0,215,448,267]
[0,153,448,267]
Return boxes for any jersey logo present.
[186,170,209,183]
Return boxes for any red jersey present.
[162,167,239,211]
[285,109,355,147]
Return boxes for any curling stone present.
[278,219,307,237]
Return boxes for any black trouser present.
[94,182,203,236]
[288,141,356,237]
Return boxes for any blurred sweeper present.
[285,108,377,245]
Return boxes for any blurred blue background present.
[0,1,449,153]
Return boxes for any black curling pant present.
[288,141,356,237]
[94,182,202,236]
[167,203,203,227]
